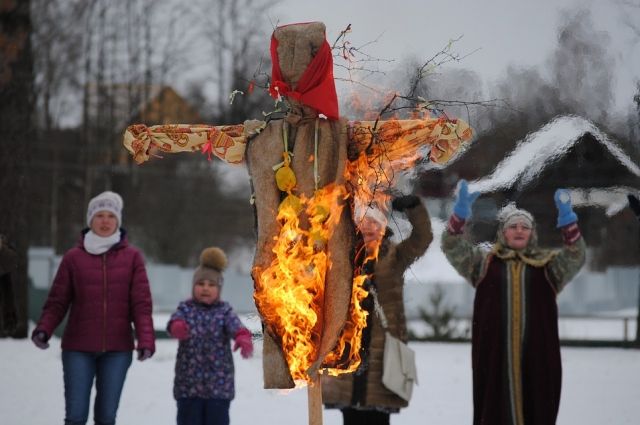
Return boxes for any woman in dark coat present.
[441,181,586,425]
[0,234,18,336]
[322,195,433,425]
[32,191,155,425]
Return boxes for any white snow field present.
[2,336,639,425]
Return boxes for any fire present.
[327,116,474,370]
[317,116,474,377]
[347,116,473,228]
[253,115,473,384]
[254,184,351,382]
[320,272,369,375]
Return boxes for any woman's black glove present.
[392,195,421,211]
[31,330,50,349]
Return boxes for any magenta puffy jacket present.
[35,231,155,353]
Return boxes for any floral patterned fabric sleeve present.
[123,120,266,165]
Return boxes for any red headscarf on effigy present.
[269,25,339,120]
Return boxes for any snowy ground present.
[2,335,639,425]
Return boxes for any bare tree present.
[29,0,201,250]
[550,8,615,123]
[186,0,277,123]
[31,0,88,249]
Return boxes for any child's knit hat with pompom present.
[192,247,228,286]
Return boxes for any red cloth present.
[269,31,339,120]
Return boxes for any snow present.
[469,115,640,194]
[3,334,639,424]
[404,217,467,286]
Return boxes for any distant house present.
[79,83,203,167]
[117,85,202,165]
[85,83,201,127]
[128,85,201,126]
[423,115,640,269]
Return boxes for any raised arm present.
[547,189,586,292]
[441,180,487,286]
[391,195,433,271]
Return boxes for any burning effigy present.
[123,20,472,422]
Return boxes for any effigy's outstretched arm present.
[349,117,473,165]
[122,120,266,165]
[346,116,474,227]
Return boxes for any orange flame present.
[254,184,353,382]
[320,273,369,375]
[347,116,473,229]
[253,115,473,383]
[328,116,474,364]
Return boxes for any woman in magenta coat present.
[32,191,155,425]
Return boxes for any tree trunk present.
[0,0,34,338]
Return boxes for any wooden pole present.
[308,374,323,425]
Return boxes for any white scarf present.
[84,230,121,255]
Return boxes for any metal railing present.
[409,314,639,346]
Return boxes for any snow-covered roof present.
[469,115,640,194]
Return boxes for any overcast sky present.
[270,0,639,112]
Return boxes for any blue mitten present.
[554,189,577,228]
[453,180,480,219]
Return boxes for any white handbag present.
[370,287,418,401]
[382,331,418,401]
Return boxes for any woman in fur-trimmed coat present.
[322,195,432,425]
[442,181,586,425]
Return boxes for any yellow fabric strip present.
[509,261,525,425]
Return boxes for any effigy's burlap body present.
[247,22,354,388]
